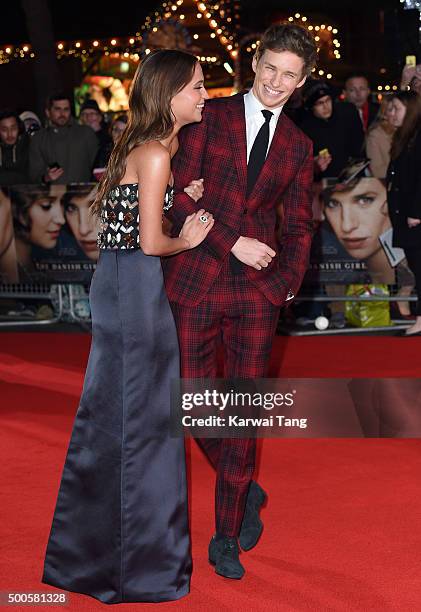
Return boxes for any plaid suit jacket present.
[162,93,314,306]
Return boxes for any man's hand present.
[314,153,332,174]
[407,216,421,228]
[231,236,276,270]
[401,64,416,89]
[44,167,64,183]
[183,178,204,202]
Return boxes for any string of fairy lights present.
[0,37,143,66]
[236,13,339,82]
[141,0,240,60]
[283,13,400,91]
[0,1,403,91]
[0,4,333,71]
[0,0,240,66]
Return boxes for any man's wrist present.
[230,236,243,253]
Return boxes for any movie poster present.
[1,177,407,288]
[304,176,402,285]
[7,183,99,284]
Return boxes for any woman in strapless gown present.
[41,50,213,604]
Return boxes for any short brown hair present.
[255,24,317,76]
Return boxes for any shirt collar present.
[244,89,283,123]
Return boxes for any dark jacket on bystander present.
[387,128,421,248]
[0,133,29,185]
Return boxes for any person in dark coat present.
[29,93,98,184]
[93,113,128,180]
[299,81,365,179]
[79,99,112,170]
[0,110,29,185]
[387,90,421,335]
[344,74,380,131]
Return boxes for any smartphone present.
[406,55,416,67]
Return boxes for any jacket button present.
[243,208,248,215]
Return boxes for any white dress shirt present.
[243,89,284,163]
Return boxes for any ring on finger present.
[199,214,209,224]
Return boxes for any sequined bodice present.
[97,183,174,250]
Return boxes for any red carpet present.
[1,333,421,610]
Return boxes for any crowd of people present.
[0,66,419,189]
[1,66,419,190]
[0,59,420,334]
[0,97,128,186]
[285,67,421,335]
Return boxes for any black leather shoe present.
[208,534,245,579]
[239,480,267,551]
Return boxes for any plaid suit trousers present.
[170,260,280,536]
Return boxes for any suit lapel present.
[225,94,247,196]
[249,112,292,199]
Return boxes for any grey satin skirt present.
[42,249,191,604]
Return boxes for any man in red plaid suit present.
[163,24,317,579]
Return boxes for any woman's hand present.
[179,208,214,249]
[407,216,421,228]
[184,178,204,202]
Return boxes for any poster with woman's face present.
[9,183,99,283]
[61,184,100,263]
[0,187,18,283]
[305,177,396,285]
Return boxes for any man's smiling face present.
[251,48,307,109]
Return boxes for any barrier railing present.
[287,293,416,336]
[0,285,417,334]
[0,284,64,328]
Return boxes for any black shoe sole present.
[209,552,245,579]
[209,557,244,579]
[215,568,244,580]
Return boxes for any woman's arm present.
[135,144,213,256]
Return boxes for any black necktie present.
[246,109,273,197]
[230,109,274,274]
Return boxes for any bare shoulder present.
[129,141,170,166]
[127,141,171,177]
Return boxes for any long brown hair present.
[367,96,395,136]
[91,49,198,215]
[390,90,421,160]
